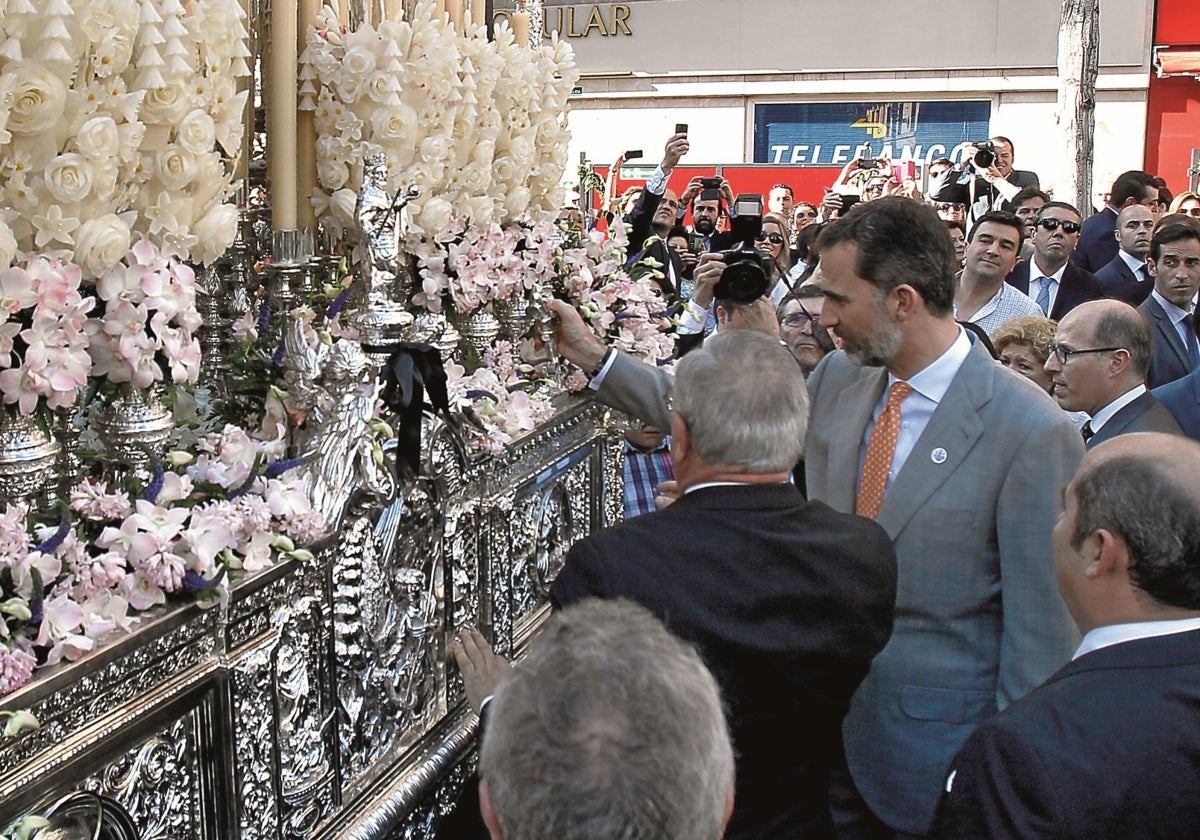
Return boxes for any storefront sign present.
[494,4,632,39]
[753,101,991,167]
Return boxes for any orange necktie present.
[856,381,914,519]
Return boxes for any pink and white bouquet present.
[85,240,203,391]
[0,256,95,416]
[0,423,326,698]
[445,339,556,456]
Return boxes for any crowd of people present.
[444,129,1200,840]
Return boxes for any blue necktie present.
[1184,315,1200,368]
[1035,277,1053,315]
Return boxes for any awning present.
[1155,46,1200,78]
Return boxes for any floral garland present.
[303,0,578,243]
[0,425,325,698]
[0,0,250,273]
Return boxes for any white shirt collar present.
[1074,617,1200,660]
[683,480,790,495]
[1117,249,1146,277]
[1030,256,1068,284]
[887,327,972,405]
[1151,289,1193,323]
[1089,384,1147,432]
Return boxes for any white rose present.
[141,80,191,124]
[155,146,198,190]
[44,153,95,203]
[191,203,238,265]
[370,104,418,144]
[8,63,67,135]
[177,110,216,155]
[317,158,349,190]
[118,122,146,164]
[0,219,16,269]
[76,116,120,159]
[419,135,449,164]
[493,155,516,185]
[462,196,495,227]
[75,214,132,277]
[415,197,453,236]
[502,187,532,221]
[462,163,490,195]
[342,45,377,77]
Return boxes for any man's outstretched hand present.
[548,299,607,373]
[451,628,512,715]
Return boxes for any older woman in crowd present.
[992,314,1088,427]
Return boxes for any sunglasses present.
[756,232,785,244]
[935,202,965,212]
[795,210,818,218]
[1036,218,1081,234]
[781,309,820,330]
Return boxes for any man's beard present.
[694,217,715,235]
[840,308,902,368]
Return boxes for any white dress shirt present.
[1117,248,1148,282]
[1087,384,1146,434]
[1074,617,1200,660]
[1028,257,1068,315]
[859,327,973,490]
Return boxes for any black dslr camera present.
[714,194,770,304]
[971,140,997,169]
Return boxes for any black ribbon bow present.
[365,343,451,480]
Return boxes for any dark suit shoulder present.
[1095,256,1134,287]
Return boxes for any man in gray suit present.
[549,197,1083,838]
[1046,300,1182,447]
[1138,224,1200,388]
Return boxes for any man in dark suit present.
[1005,200,1108,320]
[1045,299,1182,446]
[936,432,1200,839]
[1071,170,1159,272]
[1137,223,1200,388]
[929,136,1040,229]
[462,599,736,840]
[623,131,690,298]
[1095,203,1155,305]
[549,330,898,840]
[1153,348,1200,440]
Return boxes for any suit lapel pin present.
[931,447,948,464]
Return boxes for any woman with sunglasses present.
[755,212,793,301]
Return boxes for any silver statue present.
[354,154,419,344]
[284,320,393,531]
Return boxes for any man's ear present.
[892,284,921,322]
[480,780,504,840]
[1146,257,1158,278]
[1084,528,1127,581]
[670,412,690,460]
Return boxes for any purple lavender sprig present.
[32,513,72,555]
[142,455,165,502]
[466,390,499,401]
[257,301,271,333]
[325,288,350,320]
[265,454,313,478]
[271,342,287,366]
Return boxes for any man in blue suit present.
[936,432,1200,839]
[1071,170,1159,273]
[1153,310,1200,440]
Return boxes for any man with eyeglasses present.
[1072,170,1160,273]
[1138,224,1200,388]
[1096,204,1156,305]
[1045,300,1181,447]
[1005,201,1107,320]
[777,283,834,377]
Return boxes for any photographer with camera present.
[929,136,1040,230]
[820,157,888,220]
[678,176,738,253]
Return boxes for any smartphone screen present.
[675,123,688,135]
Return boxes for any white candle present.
[269,0,298,229]
[446,0,461,29]
[469,0,484,30]
[297,0,319,228]
[511,6,529,47]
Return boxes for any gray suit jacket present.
[595,340,1083,834]
[805,340,1082,834]
[1087,390,1182,448]
[1138,294,1196,389]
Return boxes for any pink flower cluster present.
[0,425,328,698]
[444,342,556,456]
[412,215,561,314]
[0,256,95,414]
[86,240,203,389]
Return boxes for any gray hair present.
[674,330,808,472]
[480,599,734,840]
[1089,303,1152,380]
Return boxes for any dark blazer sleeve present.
[935,721,1065,839]
[549,539,610,610]
[625,189,663,262]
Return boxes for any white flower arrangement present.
[0,0,250,273]
[304,0,578,245]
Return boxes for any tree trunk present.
[1056,0,1101,216]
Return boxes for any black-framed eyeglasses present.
[1048,344,1124,364]
[780,302,820,331]
[756,232,785,244]
[1036,218,1081,234]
